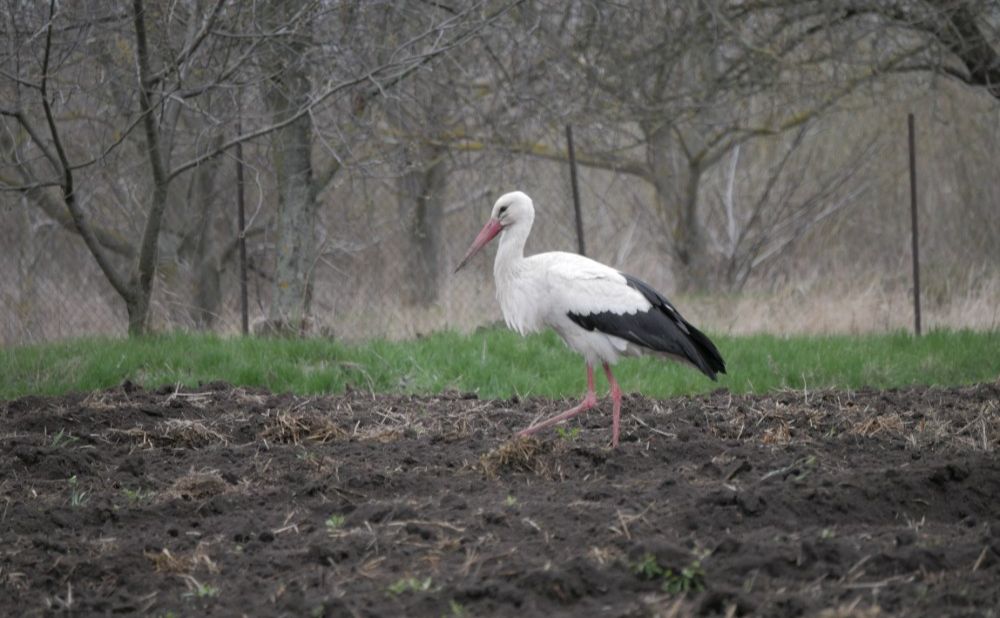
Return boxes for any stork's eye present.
[498,205,508,216]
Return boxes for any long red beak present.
[454,218,502,272]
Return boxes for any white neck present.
[494,219,531,282]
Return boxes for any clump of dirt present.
[1,382,999,617]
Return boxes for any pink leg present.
[603,362,622,447]
[516,364,597,439]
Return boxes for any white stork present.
[454,191,726,447]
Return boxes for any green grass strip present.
[1,329,997,400]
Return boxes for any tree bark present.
[128,0,172,336]
[643,123,711,292]
[187,136,226,329]
[261,1,317,335]
[397,145,446,306]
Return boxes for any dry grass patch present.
[480,438,554,478]
[145,543,219,575]
[104,426,155,448]
[259,407,347,444]
[363,428,406,443]
[951,401,1000,452]
[761,421,792,445]
[163,470,229,501]
[105,419,228,448]
[158,419,229,447]
[79,392,122,412]
[850,413,905,438]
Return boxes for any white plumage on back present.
[498,251,651,365]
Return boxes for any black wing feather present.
[567,273,726,380]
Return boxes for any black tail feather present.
[620,273,726,380]
[567,274,728,380]
[683,320,726,380]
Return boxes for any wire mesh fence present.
[4,121,1000,348]
[1,155,648,347]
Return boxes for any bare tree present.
[330,0,999,325]
[0,0,268,335]
[704,123,878,289]
[258,0,319,333]
[1,0,522,336]
[434,1,957,292]
[248,0,525,331]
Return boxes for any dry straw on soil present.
[258,407,348,444]
[479,438,557,479]
[145,544,219,575]
[163,470,230,502]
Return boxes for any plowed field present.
[2,382,999,617]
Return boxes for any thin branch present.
[38,0,132,299]
[429,133,653,181]
[1,109,61,174]
[166,0,525,182]
[145,0,228,87]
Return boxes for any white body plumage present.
[454,191,725,446]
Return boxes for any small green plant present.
[662,561,705,595]
[448,600,467,617]
[325,514,346,534]
[631,553,705,595]
[67,475,89,507]
[555,426,581,441]
[122,487,154,505]
[387,576,433,596]
[504,495,518,507]
[632,553,665,580]
[50,429,78,449]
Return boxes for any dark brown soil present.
[2,382,999,617]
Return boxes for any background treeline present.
[2,1,998,344]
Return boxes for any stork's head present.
[454,191,535,272]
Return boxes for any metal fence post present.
[565,125,586,256]
[908,112,921,336]
[236,116,249,335]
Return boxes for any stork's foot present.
[515,392,597,439]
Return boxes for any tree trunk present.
[643,123,712,292]
[127,0,172,336]
[126,293,150,337]
[397,146,446,306]
[181,135,226,329]
[262,2,316,335]
[266,103,316,333]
